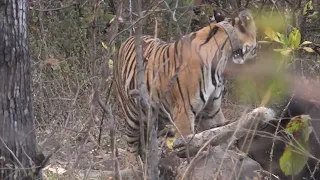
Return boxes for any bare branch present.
[30,2,77,12]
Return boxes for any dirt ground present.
[38,90,251,179]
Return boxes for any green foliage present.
[264,27,314,57]
[101,42,116,69]
[302,1,319,20]
[184,0,193,5]
[280,143,309,176]
[280,115,313,176]
[303,1,313,15]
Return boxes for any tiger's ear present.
[238,9,254,26]
[210,10,226,23]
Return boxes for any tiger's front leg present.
[196,88,230,132]
[197,108,229,132]
[172,105,196,137]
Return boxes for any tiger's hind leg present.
[124,133,141,169]
[123,115,145,170]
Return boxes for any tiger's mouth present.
[243,44,257,60]
[232,44,257,64]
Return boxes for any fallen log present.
[103,107,276,179]
[172,107,276,158]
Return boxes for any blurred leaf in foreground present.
[280,115,312,176]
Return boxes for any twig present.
[268,94,294,178]
[30,2,77,11]
[98,80,114,145]
[0,137,27,177]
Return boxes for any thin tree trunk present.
[0,0,43,179]
[135,0,159,179]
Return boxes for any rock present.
[176,145,263,180]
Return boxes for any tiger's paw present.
[166,136,197,158]
[172,136,202,158]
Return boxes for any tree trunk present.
[0,0,43,179]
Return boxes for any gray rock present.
[176,145,263,180]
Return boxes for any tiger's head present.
[213,9,258,64]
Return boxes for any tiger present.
[114,9,258,162]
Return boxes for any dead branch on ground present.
[173,107,276,159]
[100,107,276,179]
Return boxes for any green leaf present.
[303,1,313,15]
[278,33,289,47]
[101,42,108,50]
[285,118,304,134]
[288,28,301,49]
[279,143,309,176]
[294,29,301,48]
[258,40,272,44]
[285,115,312,142]
[273,48,286,52]
[112,45,117,53]
[108,59,113,69]
[265,27,280,43]
[301,115,312,142]
[303,47,315,52]
[280,115,312,176]
[308,11,319,19]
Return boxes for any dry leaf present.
[44,165,67,175]
[303,47,314,52]
[45,58,60,69]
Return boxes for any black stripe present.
[123,38,136,77]
[221,38,228,50]
[201,65,206,93]
[201,26,219,46]
[211,68,217,86]
[190,33,197,41]
[199,83,206,104]
[141,105,147,116]
[206,108,221,119]
[173,46,178,70]
[165,47,170,74]
[163,46,169,73]
[238,20,247,33]
[174,41,179,58]
[156,46,165,89]
[162,100,170,113]
[212,90,222,101]
[130,77,135,90]
[156,89,161,99]
[159,45,167,73]
[146,60,151,93]
[126,133,140,139]
[126,50,137,79]
[176,77,185,107]
[232,19,236,26]
[186,88,197,115]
